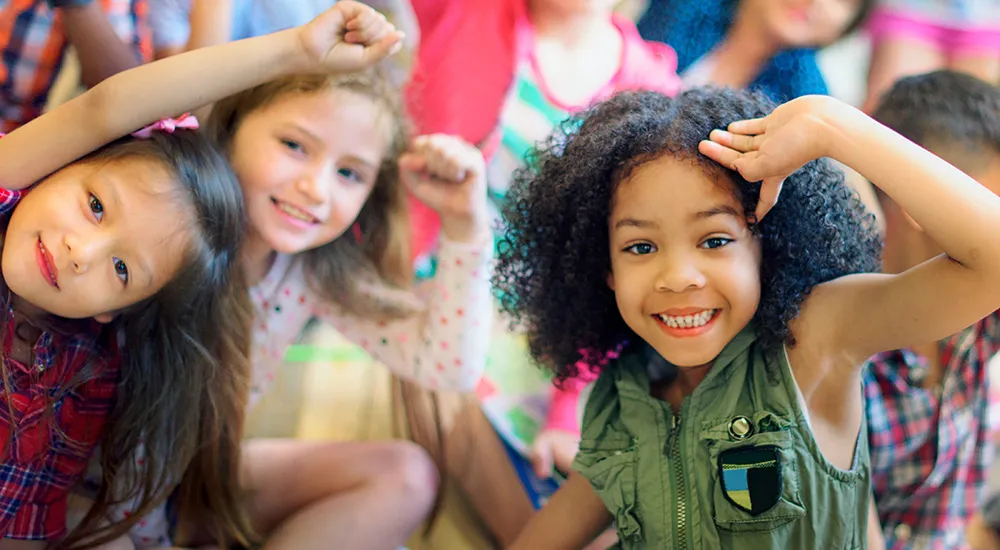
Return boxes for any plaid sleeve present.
[0,134,22,215]
[981,310,1000,360]
[0,348,118,539]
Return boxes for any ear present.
[606,270,615,291]
[93,311,117,324]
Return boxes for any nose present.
[63,230,112,274]
[295,162,334,205]
[653,251,707,294]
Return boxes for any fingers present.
[755,178,784,220]
[709,129,760,153]
[699,141,783,220]
[698,139,744,170]
[360,31,404,63]
[728,117,766,136]
[406,134,483,183]
[344,5,391,43]
[397,152,427,175]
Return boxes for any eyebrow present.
[613,218,659,230]
[692,204,742,221]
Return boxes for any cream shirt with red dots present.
[248,236,493,402]
[83,237,493,548]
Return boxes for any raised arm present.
[323,134,493,392]
[0,1,402,190]
[701,95,1000,363]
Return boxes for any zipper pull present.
[665,413,681,453]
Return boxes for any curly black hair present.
[494,88,882,381]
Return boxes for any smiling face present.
[607,155,762,368]
[229,88,392,259]
[2,159,193,321]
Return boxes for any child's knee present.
[381,440,439,505]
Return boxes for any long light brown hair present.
[208,68,451,535]
[207,69,416,319]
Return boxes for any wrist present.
[440,214,489,244]
[273,28,316,76]
[815,100,867,163]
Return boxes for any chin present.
[646,339,727,369]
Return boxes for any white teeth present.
[276,200,315,223]
[657,309,716,329]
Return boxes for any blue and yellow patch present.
[718,446,782,516]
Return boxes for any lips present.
[270,197,320,225]
[36,238,59,289]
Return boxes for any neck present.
[242,232,276,287]
[713,7,781,87]
[659,361,712,411]
[529,2,612,49]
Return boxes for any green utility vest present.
[573,326,869,549]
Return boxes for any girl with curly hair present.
[499,87,1000,549]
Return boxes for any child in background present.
[864,70,1000,550]
[497,86,1000,548]
[638,0,873,101]
[864,0,1000,112]
[0,3,405,547]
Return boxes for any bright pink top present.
[405,0,681,262]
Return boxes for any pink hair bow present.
[131,113,199,139]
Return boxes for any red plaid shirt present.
[0,187,120,539]
[865,312,1000,550]
[0,0,151,133]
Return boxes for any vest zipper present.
[669,413,688,549]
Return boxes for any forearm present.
[0,28,311,189]
[185,0,233,51]
[829,108,1000,278]
[60,3,143,88]
[509,471,613,550]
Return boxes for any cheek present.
[725,248,763,313]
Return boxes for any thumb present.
[362,31,404,64]
[398,153,427,176]
[530,441,554,479]
[755,178,784,220]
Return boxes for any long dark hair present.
[45,130,257,548]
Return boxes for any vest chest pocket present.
[575,438,642,542]
[701,414,806,533]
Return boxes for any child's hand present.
[529,429,580,479]
[400,134,489,243]
[698,95,855,220]
[298,1,404,74]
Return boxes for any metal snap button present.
[728,416,754,440]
